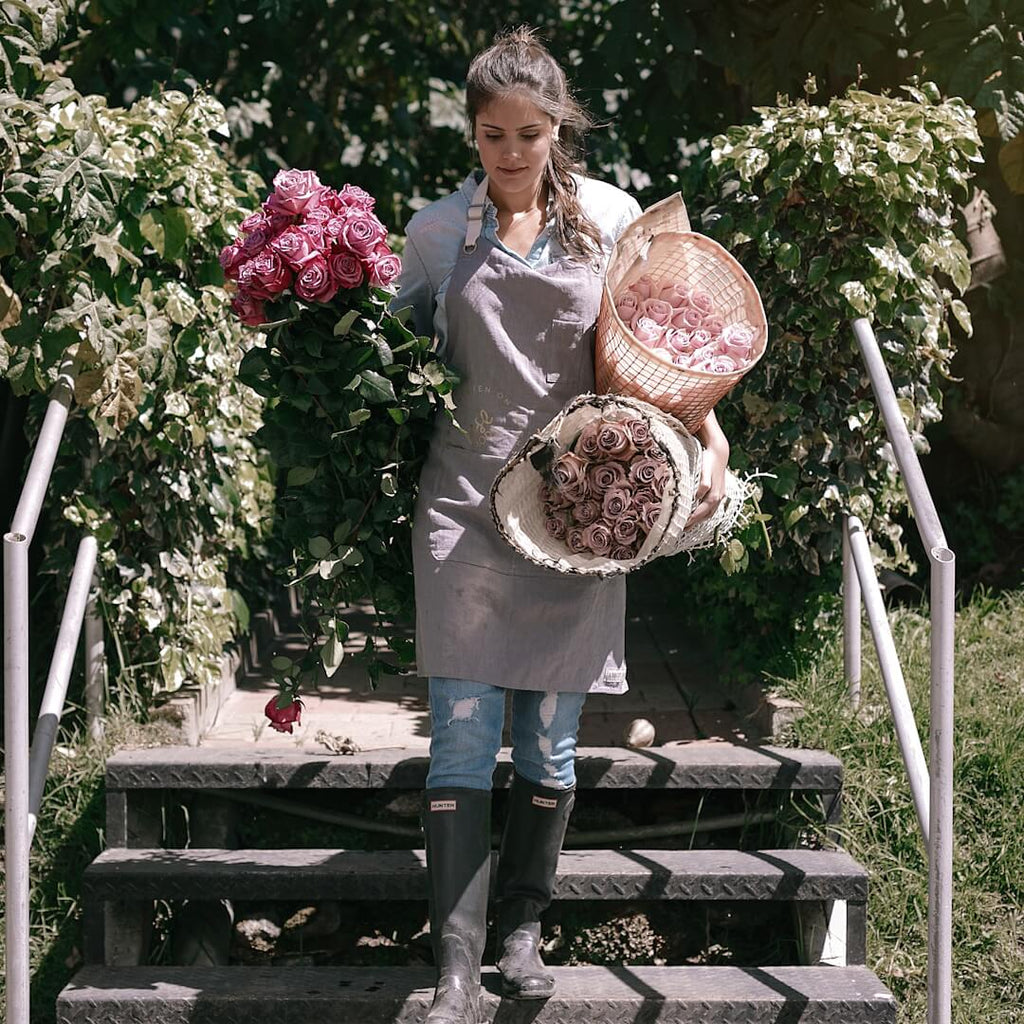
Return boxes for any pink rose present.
[294,256,339,303]
[541,482,573,511]
[337,183,376,210]
[545,512,570,540]
[704,353,740,374]
[658,281,690,306]
[602,487,632,519]
[367,247,403,289]
[629,274,657,301]
[574,421,603,460]
[247,249,293,297]
[264,695,303,733]
[664,328,694,355]
[566,527,589,554]
[624,417,654,451]
[303,205,334,230]
[615,292,641,322]
[551,452,589,502]
[720,323,755,363]
[629,457,663,489]
[650,463,670,496]
[689,328,713,349]
[596,421,637,460]
[635,498,662,531]
[241,209,272,233]
[236,258,274,300]
[675,307,704,330]
[328,251,365,290]
[219,240,247,280]
[582,520,613,556]
[610,543,638,561]
[339,208,387,257]
[612,513,641,546]
[587,461,628,494]
[270,226,322,270]
[230,290,267,327]
[702,315,725,337]
[640,297,674,326]
[267,168,323,216]
[690,290,715,314]
[572,498,601,526]
[630,316,664,347]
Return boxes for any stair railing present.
[844,317,955,1024]
[4,366,105,1024]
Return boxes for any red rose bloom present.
[264,695,303,734]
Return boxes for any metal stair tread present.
[83,847,868,902]
[105,742,843,791]
[57,964,896,1023]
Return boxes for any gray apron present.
[412,177,627,694]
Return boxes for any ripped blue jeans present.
[426,677,587,792]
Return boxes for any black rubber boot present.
[423,787,492,1024]
[495,773,575,999]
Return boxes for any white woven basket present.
[490,394,749,578]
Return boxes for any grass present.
[769,585,1024,1023]
[0,708,180,1023]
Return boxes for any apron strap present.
[463,174,490,253]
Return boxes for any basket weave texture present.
[596,201,768,433]
[490,393,749,579]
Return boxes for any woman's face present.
[474,91,557,207]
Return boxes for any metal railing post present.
[4,531,31,1024]
[842,518,862,710]
[928,547,956,1024]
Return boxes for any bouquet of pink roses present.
[541,415,670,560]
[220,169,402,325]
[614,273,757,374]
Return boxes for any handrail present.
[846,317,955,1024]
[3,370,105,1024]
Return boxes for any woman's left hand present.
[687,409,730,527]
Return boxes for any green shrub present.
[1,6,275,700]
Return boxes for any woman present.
[393,27,729,1023]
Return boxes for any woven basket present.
[490,393,749,578]
[596,197,768,433]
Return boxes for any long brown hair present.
[465,26,604,262]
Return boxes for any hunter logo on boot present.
[531,795,559,809]
[429,799,458,812]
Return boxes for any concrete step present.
[57,964,896,1023]
[84,847,868,903]
[105,743,842,792]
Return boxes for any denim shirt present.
[391,169,642,356]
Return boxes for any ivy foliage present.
[238,288,458,692]
[0,4,275,699]
[671,83,981,659]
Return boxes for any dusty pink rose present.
[629,457,663,489]
[582,520,613,556]
[650,463,670,496]
[640,297,674,326]
[303,205,334,229]
[294,256,339,303]
[720,323,755,362]
[629,274,658,300]
[231,290,267,327]
[241,209,273,233]
[624,417,653,451]
[615,292,641,322]
[596,421,637,460]
[566,527,589,554]
[658,281,690,306]
[545,512,570,540]
[337,183,376,210]
[572,498,602,526]
[688,328,713,349]
[675,306,704,330]
[247,249,293,296]
[690,289,715,314]
[630,315,664,346]
[328,251,365,289]
[541,481,573,511]
[266,169,323,217]
[339,208,387,256]
[664,328,694,355]
[265,695,303,733]
[219,240,247,280]
[551,452,589,501]
[587,461,628,493]
[636,499,662,531]
[704,353,740,374]
[602,486,632,519]
[702,315,725,337]
[574,421,603,460]
[612,513,641,547]
[610,543,638,561]
[270,226,321,270]
[367,246,403,289]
